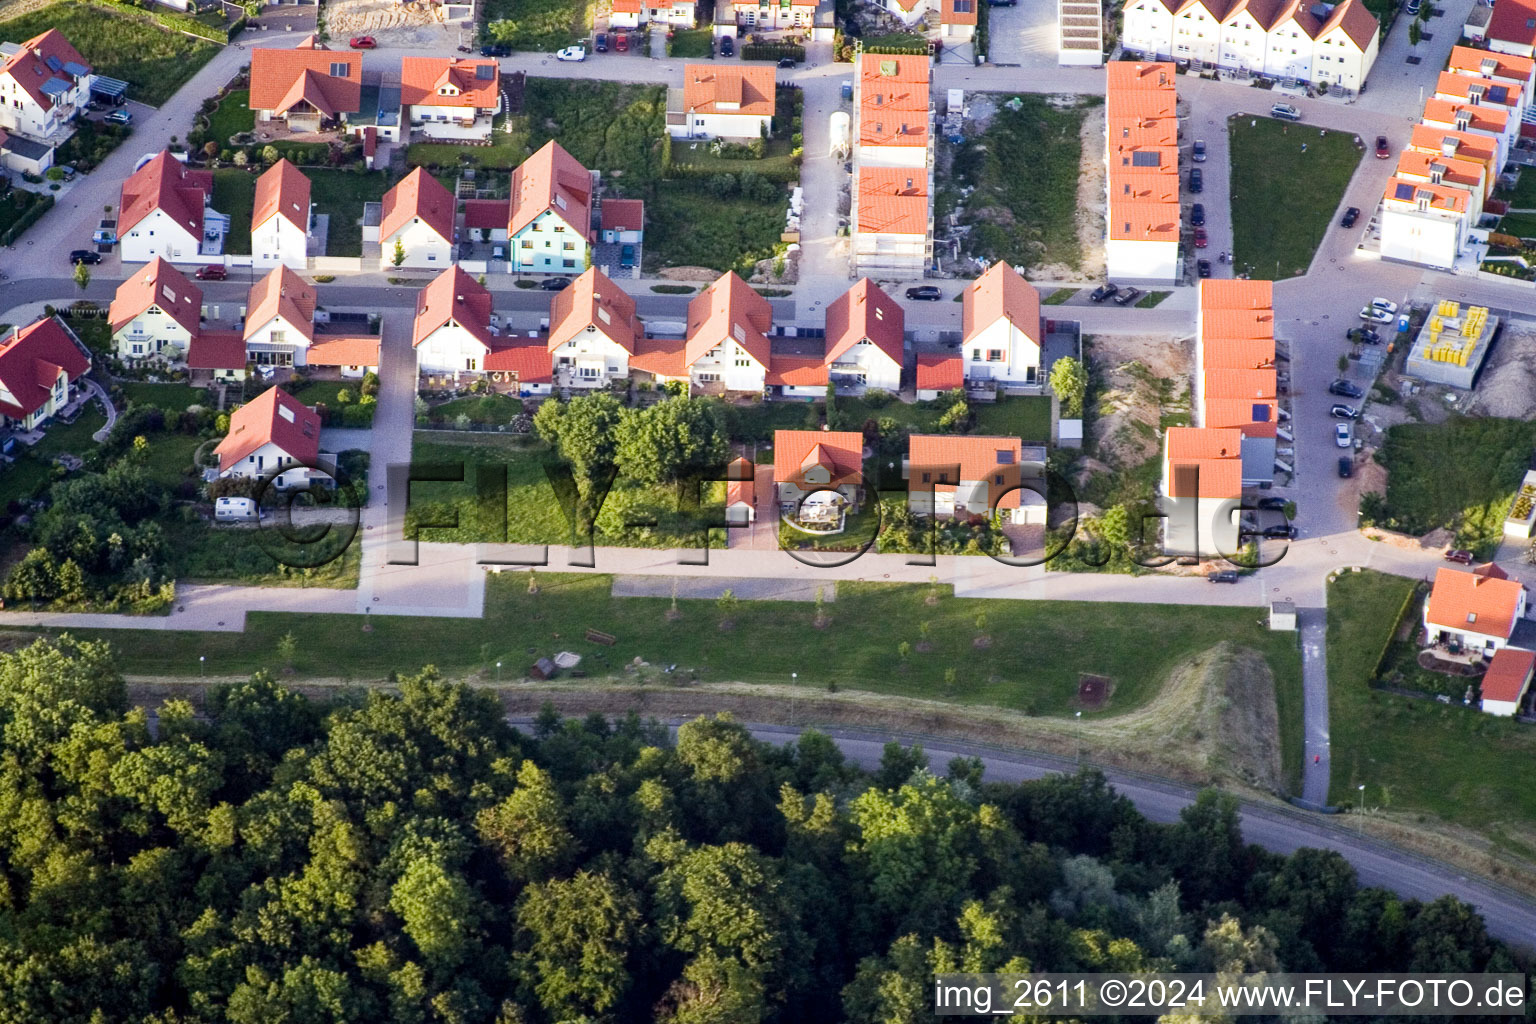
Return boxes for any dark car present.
[1207,570,1239,583]
[1089,283,1119,302]
[1113,286,1142,306]
[1328,379,1364,398]
[68,249,102,265]
[719,35,734,56]
[1444,549,1475,564]
[480,43,512,57]
[1347,326,1381,345]
[595,32,608,51]
[988,0,1019,6]
[1341,206,1360,228]
[1188,167,1203,193]
[905,285,942,301]
[1330,403,1359,419]
[1192,139,1207,162]
[1262,523,1298,539]
[1256,496,1288,511]
[1190,203,1205,227]
[1197,258,1212,278]
[195,264,227,281]
[540,278,571,291]
[777,56,797,68]
[1338,457,1354,478]
[1375,135,1390,159]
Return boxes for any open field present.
[211,169,255,255]
[1229,116,1360,280]
[482,0,588,50]
[0,3,220,107]
[118,382,209,412]
[667,27,712,57]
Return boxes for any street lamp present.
[496,661,502,682]
[199,654,205,678]
[1357,784,1366,834]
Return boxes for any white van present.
[215,496,259,522]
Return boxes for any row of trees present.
[0,637,1522,1024]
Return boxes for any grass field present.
[1495,170,1536,209]
[1136,291,1171,308]
[0,4,219,107]
[1495,212,1536,240]
[118,382,209,412]
[667,28,713,57]
[1326,570,1536,858]
[205,88,254,148]
[54,573,1301,720]
[950,94,1089,273]
[309,169,393,258]
[428,393,524,426]
[1229,116,1361,280]
[211,169,255,255]
[645,181,787,274]
[407,113,531,171]
[482,0,589,51]
[1042,289,1076,305]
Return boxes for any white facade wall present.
[1379,207,1466,269]
[963,316,1041,385]
[1106,236,1181,284]
[1160,492,1242,558]
[1482,692,1526,716]
[669,110,772,140]
[245,314,312,366]
[221,440,313,488]
[551,330,632,386]
[382,219,452,270]
[833,342,901,391]
[253,214,309,270]
[852,229,927,276]
[1122,2,1173,55]
[415,323,491,374]
[1169,8,1223,64]
[408,102,497,140]
[1314,26,1376,91]
[112,310,195,363]
[1263,19,1316,80]
[1218,13,1269,68]
[0,72,87,142]
[689,339,766,391]
[1123,4,1376,87]
[121,209,202,264]
[611,9,642,26]
[858,143,928,169]
[511,209,588,275]
[646,1,696,26]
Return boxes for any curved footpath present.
[510,717,1536,947]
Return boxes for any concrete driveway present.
[983,0,1066,68]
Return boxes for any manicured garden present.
[211,169,256,255]
[0,4,220,107]
[309,169,394,258]
[482,0,589,51]
[666,27,713,57]
[205,88,254,149]
[117,382,208,412]
[50,119,131,173]
[1228,116,1361,280]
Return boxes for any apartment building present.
[1104,61,1180,284]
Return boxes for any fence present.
[0,193,53,246]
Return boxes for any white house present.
[108,258,202,364]
[508,141,595,276]
[0,317,91,433]
[669,64,776,140]
[1160,426,1243,558]
[215,385,322,490]
[611,0,645,27]
[905,434,1044,524]
[0,29,92,150]
[248,38,361,133]
[683,272,773,393]
[243,266,316,369]
[376,167,455,270]
[643,0,698,26]
[547,267,643,388]
[1424,565,1529,655]
[413,265,496,376]
[1105,61,1181,285]
[251,159,312,270]
[118,151,216,264]
[823,278,904,393]
[732,0,817,30]
[961,262,1041,386]
[1378,178,1473,270]
[400,57,500,142]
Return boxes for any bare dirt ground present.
[1032,100,1106,284]
[327,0,468,46]
[1084,332,1192,470]
[1464,322,1536,420]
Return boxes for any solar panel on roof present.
[1394,183,1414,200]
[63,61,88,76]
[1251,404,1269,422]
[1131,151,1159,166]
[475,64,495,80]
[1489,85,1509,103]
[44,55,61,71]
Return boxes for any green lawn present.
[1496,212,1536,240]
[1363,417,1536,556]
[974,397,1052,443]
[1326,570,1536,856]
[428,393,524,426]
[950,94,1089,273]
[0,457,57,509]
[211,169,255,256]
[667,28,713,57]
[1136,290,1172,308]
[1042,289,1076,305]
[1228,116,1361,280]
[61,316,111,357]
[407,115,531,171]
[828,395,1050,445]
[1494,170,1536,209]
[30,408,107,459]
[165,515,362,589]
[308,169,394,258]
[206,88,254,148]
[859,31,929,51]
[0,4,220,107]
[525,79,668,183]
[139,431,204,489]
[290,379,361,407]
[53,573,1301,719]
[482,0,589,50]
[118,382,209,412]
[645,181,787,275]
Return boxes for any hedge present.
[1368,580,1421,683]
[0,193,54,247]
[83,0,236,43]
[741,43,805,62]
[663,161,800,184]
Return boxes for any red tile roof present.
[252,158,311,234]
[216,385,321,471]
[464,198,511,229]
[629,336,689,379]
[414,266,493,351]
[915,352,962,391]
[963,261,1040,345]
[1421,97,1510,135]
[686,272,773,368]
[1481,647,1535,704]
[0,318,90,420]
[244,266,316,344]
[773,429,863,488]
[1383,177,1470,214]
[306,336,379,368]
[725,456,754,508]
[856,167,928,236]
[1425,567,1526,639]
[601,198,645,233]
[1201,337,1275,370]
[1488,0,1536,50]
[1408,125,1499,164]
[1316,0,1379,50]
[401,57,500,110]
[1447,44,1536,84]
[250,44,361,119]
[858,53,930,148]
[0,29,90,113]
[547,267,642,354]
[380,167,456,245]
[942,0,978,24]
[1200,279,1273,311]
[1393,148,1485,191]
[1164,426,1243,499]
[907,433,1026,508]
[764,354,828,387]
[1436,70,1520,106]
[119,151,212,238]
[109,258,202,338]
[682,63,776,118]
[484,336,553,383]
[187,331,247,371]
[1106,61,1180,244]
[510,140,593,239]
[825,278,904,366]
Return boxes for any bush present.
[741,42,805,62]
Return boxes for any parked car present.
[1328,379,1364,398]
[349,36,376,48]
[1188,167,1203,193]
[1405,0,1421,14]
[1444,549,1474,564]
[1340,206,1360,228]
[56,165,75,181]
[1192,139,1207,162]
[619,244,637,268]
[1270,103,1302,121]
[1375,135,1390,159]
[1338,457,1353,478]
[905,285,942,300]
[1262,523,1298,539]
[1089,283,1119,302]
[555,45,586,61]
[1193,226,1208,248]
[1369,297,1399,316]
[719,35,734,56]
[1334,422,1353,448]
[105,109,132,126]
[988,0,1019,5]
[1113,287,1142,306]
[195,264,227,280]
[68,249,101,265]
[1197,258,1212,278]
[1255,496,1288,510]
[1359,306,1393,325]
[777,56,797,68]
[1330,403,1359,419]
[1347,327,1381,345]
[615,31,629,52]
[595,32,608,51]
[1190,203,1205,227]
[1208,570,1240,583]
[540,277,571,290]
[92,219,116,245]
[481,43,512,57]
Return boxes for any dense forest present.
[0,637,1523,1024]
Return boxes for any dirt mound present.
[1087,335,1192,470]
[1467,322,1536,419]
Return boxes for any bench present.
[585,628,617,646]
